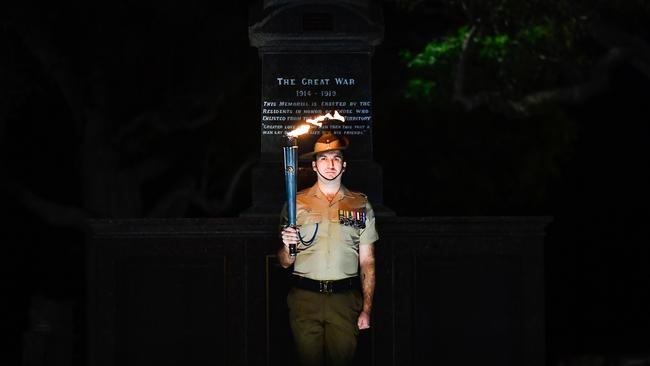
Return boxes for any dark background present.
[1,1,648,365]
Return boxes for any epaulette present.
[347,191,368,200]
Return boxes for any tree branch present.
[452,24,477,107]
[453,20,650,116]
[591,22,650,79]
[509,47,625,115]
[145,155,257,217]
[2,179,93,229]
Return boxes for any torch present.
[283,136,299,257]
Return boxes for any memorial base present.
[86,216,548,366]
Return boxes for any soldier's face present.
[313,150,345,180]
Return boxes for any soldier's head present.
[301,133,348,182]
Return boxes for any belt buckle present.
[319,280,332,293]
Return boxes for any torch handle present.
[289,242,297,257]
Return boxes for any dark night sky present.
[1,0,649,364]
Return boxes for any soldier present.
[279,133,378,366]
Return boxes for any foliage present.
[398,0,649,108]
[401,17,587,104]
[381,0,650,213]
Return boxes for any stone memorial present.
[245,0,387,215]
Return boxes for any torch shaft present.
[283,145,298,257]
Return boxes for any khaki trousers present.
[287,287,363,366]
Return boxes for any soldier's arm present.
[358,243,375,329]
[278,203,297,268]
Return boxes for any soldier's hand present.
[357,311,371,330]
[281,226,300,249]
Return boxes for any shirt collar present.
[309,183,353,202]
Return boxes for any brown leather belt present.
[292,275,360,294]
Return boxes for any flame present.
[306,110,346,125]
[287,124,310,137]
[306,119,323,128]
[287,111,346,138]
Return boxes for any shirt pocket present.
[331,217,361,247]
[343,224,361,245]
[297,214,322,248]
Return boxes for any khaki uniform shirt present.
[282,184,379,281]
